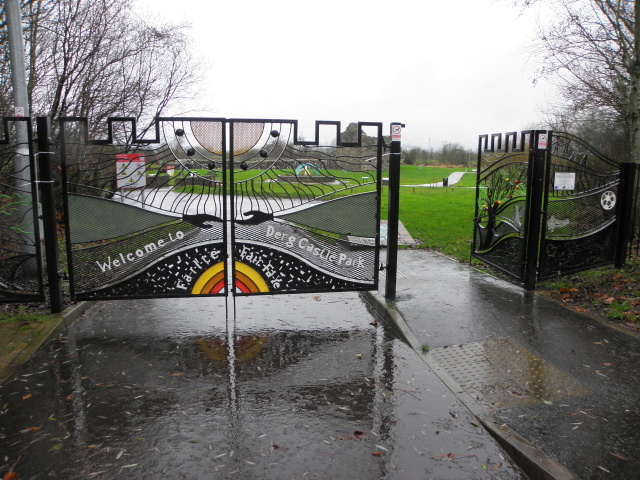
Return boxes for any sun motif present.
[191,261,269,294]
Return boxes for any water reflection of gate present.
[40,298,398,478]
[472,130,637,289]
[61,117,383,300]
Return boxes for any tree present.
[0,0,206,142]
[517,0,639,162]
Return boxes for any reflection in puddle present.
[195,335,267,366]
[0,311,399,478]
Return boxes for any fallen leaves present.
[431,452,477,462]
[541,265,640,327]
[334,431,368,441]
[19,426,40,433]
[610,452,629,461]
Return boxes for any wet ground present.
[384,250,640,480]
[0,293,526,479]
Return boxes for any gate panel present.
[538,132,621,279]
[61,117,228,300]
[472,132,533,280]
[229,120,382,295]
[0,118,45,303]
[61,117,383,300]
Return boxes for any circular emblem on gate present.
[600,191,616,210]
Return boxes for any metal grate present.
[539,133,622,279]
[430,338,590,409]
[0,118,44,303]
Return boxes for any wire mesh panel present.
[228,120,383,295]
[61,117,227,300]
[538,132,621,279]
[0,118,45,302]
[472,132,533,280]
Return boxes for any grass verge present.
[536,259,640,327]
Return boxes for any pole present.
[523,131,548,291]
[615,162,638,267]
[37,117,64,313]
[6,0,29,118]
[6,0,34,255]
[385,123,403,299]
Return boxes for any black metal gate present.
[60,117,384,301]
[472,130,637,289]
[0,117,45,303]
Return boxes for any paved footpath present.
[2,249,638,479]
[1,291,527,479]
[364,250,640,480]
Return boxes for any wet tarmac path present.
[1,293,527,479]
[391,250,640,480]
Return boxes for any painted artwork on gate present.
[61,118,383,300]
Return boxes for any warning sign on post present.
[116,154,146,189]
[391,124,402,141]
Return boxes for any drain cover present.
[430,338,590,409]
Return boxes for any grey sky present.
[137,0,551,149]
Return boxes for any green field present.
[171,164,480,262]
[378,166,478,262]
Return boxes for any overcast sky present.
[136,0,551,149]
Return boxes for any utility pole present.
[6,0,35,256]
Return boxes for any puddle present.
[0,295,526,479]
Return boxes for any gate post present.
[522,131,548,291]
[615,162,638,267]
[385,123,403,300]
[36,117,64,313]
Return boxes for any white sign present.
[391,124,402,140]
[554,172,576,191]
[14,107,24,117]
[116,154,146,189]
[538,133,548,149]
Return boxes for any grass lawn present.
[398,165,475,184]
[379,166,478,262]
[383,186,476,262]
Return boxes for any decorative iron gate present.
[60,117,384,301]
[472,130,636,289]
[0,117,45,303]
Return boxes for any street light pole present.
[5,0,35,256]
[6,0,30,116]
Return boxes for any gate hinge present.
[379,263,387,271]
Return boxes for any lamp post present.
[6,0,34,257]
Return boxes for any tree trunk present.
[633,2,640,164]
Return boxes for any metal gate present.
[60,117,384,301]
[0,117,45,303]
[472,130,636,289]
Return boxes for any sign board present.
[538,133,548,150]
[116,154,146,189]
[14,107,24,117]
[554,172,576,191]
[391,124,402,141]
